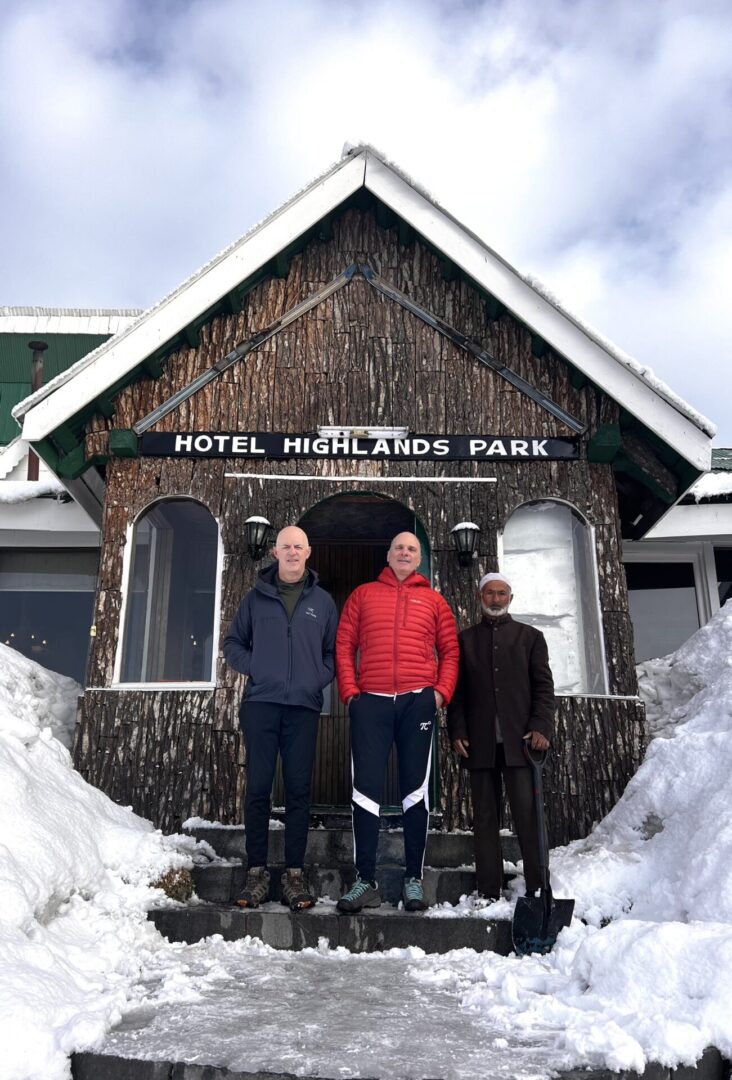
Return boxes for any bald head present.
[273,525,311,583]
[387,531,422,581]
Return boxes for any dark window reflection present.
[0,549,99,683]
[120,500,218,683]
[715,548,732,607]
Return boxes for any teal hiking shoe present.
[337,877,381,913]
[403,876,428,912]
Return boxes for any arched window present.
[118,499,219,684]
[500,500,607,695]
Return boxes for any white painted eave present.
[17,153,367,444]
[644,502,732,540]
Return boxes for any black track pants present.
[349,689,435,881]
[241,701,319,869]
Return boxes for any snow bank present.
[0,644,202,1080]
[455,602,732,1071]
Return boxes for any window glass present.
[501,501,607,694]
[714,548,732,608]
[0,548,98,683]
[624,562,699,662]
[119,500,218,683]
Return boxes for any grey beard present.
[481,602,509,618]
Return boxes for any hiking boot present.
[234,866,270,908]
[402,876,428,912]
[281,869,315,912]
[337,878,381,913]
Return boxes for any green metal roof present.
[0,333,111,445]
[711,448,732,471]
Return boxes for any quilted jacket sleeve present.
[335,587,361,703]
[433,593,460,705]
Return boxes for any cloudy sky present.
[2,0,731,443]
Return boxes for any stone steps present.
[193,861,481,907]
[71,1046,729,1080]
[186,823,521,868]
[149,901,512,954]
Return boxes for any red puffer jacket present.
[336,568,459,704]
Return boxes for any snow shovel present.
[512,744,574,956]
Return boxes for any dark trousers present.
[349,689,435,881]
[469,745,541,899]
[241,701,319,869]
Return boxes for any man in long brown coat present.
[447,572,555,901]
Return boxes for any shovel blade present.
[512,895,575,956]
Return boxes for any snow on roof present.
[0,307,142,336]
[12,145,714,471]
[521,275,716,439]
[689,466,732,501]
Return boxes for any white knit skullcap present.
[478,572,513,592]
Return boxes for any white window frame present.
[622,539,720,629]
[111,496,223,690]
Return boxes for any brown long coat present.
[447,614,555,768]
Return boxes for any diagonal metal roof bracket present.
[358,264,585,434]
[134,259,584,436]
[134,263,359,434]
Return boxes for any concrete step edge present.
[71,1046,730,1080]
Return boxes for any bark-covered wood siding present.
[74,207,644,842]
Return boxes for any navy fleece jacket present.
[223,563,338,712]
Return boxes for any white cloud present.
[1,0,731,440]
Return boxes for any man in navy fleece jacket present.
[224,525,337,911]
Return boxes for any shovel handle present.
[523,742,551,894]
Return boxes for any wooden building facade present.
[13,147,713,844]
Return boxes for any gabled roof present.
[13,145,713,475]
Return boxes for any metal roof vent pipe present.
[26,339,48,481]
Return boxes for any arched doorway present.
[296,492,430,809]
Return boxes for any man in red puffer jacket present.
[335,532,459,913]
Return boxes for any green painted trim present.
[613,452,677,504]
[318,216,333,243]
[34,437,59,471]
[587,424,622,464]
[109,428,140,458]
[485,296,505,321]
[530,334,548,358]
[94,393,115,419]
[275,252,290,279]
[568,365,588,390]
[398,220,414,247]
[184,324,200,348]
[57,444,87,479]
[375,202,396,231]
[143,354,166,378]
[441,258,459,282]
[54,423,81,453]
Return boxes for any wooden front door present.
[274,493,426,810]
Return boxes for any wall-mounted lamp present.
[245,516,274,560]
[451,521,481,568]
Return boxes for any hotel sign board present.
[141,432,579,461]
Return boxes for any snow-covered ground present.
[2,605,732,1079]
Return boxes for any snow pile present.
[452,602,732,1072]
[0,643,201,1080]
